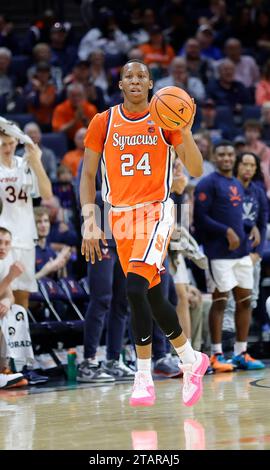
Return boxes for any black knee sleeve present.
[126,273,153,346]
[148,283,182,340]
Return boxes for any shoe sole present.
[183,353,210,407]
[3,377,26,389]
[129,397,155,406]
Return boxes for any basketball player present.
[80,60,209,407]
[0,126,52,309]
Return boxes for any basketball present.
[149,86,194,130]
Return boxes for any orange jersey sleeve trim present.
[84,110,110,153]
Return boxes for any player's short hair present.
[213,140,234,152]
[0,226,12,237]
[120,60,152,80]
[34,206,50,220]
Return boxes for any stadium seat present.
[241,105,261,122]
[3,113,35,128]
[41,132,68,160]
[216,106,234,125]
[10,55,31,86]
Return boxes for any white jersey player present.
[0,123,52,308]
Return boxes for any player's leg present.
[11,247,37,310]
[77,249,116,383]
[126,271,156,406]
[103,251,135,381]
[147,281,209,406]
[208,259,238,372]
[232,262,265,370]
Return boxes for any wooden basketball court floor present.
[0,367,270,450]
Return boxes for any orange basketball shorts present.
[109,199,175,289]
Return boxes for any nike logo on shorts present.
[165,331,174,338]
[141,335,151,342]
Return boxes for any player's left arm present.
[175,103,203,178]
[24,144,53,199]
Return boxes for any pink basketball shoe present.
[181,351,209,407]
[129,371,155,407]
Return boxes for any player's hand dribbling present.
[81,222,108,264]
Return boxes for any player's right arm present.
[80,111,109,263]
[80,148,107,263]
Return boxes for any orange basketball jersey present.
[84,104,183,208]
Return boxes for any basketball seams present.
[158,93,193,111]
[152,96,172,129]
[156,94,190,124]
[149,87,194,130]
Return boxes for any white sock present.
[234,342,247,356]
[211,343,223,355]
[175,340,197,364]
[137,358,152,374]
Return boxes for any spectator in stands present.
[27,43,63,93]
[255,59,270,106]
[222,151,268,343]
[24,122,57,181]
[57,164,73,183]
[64,59,91,88]
[34,207,71,280]
[198,98,234,140]
[206,58,252,110]
[78,8,131,64]
[261,101,270,142]
[192,132,215,183]
[231,5,255,50]
[0,124,52,309]
[196,24,222,61]
[180,37,214,85]
[0,226,48,385]
[24,61,58,131]
[49,22,78,76]
[64,59,106,112]
[162,6,189,54]
[0,14,19,54]
[128,7,156,48]
[254,9,270,66]
[88,49,111,104]
[222,38,259,89]
[41,196,79,250]
[194,141,265,372]
[139,25,175,79]
[153,57,205,103]
[233,135,247,155]
[84,78,106,113]
[0,47,15,97]
[243,119,270,197]
[52,83,97,144]
[62,127,86,177]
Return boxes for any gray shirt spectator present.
[154,57,205,103]
[216,38,260,88]
[24,122,57,181]
[0,47,14,96]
